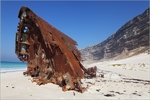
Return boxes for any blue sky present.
[1,1,149,62]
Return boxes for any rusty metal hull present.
[15,6,97,92]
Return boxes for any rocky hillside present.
[80,7,149,63]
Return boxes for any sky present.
[1,1,149,62]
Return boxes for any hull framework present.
[15,6,97,92]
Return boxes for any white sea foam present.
[0,61,27,73]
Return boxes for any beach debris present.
[109,91,114,93]
[115,91,124,95]
[15,6,97,93]
[96,89,100,92]
[132,93,141,96]
[104,94,115,97]
[99,74,104,78]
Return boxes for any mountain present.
[80,8,149,63]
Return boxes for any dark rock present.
[80,7,149,62]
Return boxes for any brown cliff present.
[80,8,149,63]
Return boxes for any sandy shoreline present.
[1,53,150,99]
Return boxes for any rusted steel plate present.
[15,6,97,92]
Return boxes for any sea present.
[0,61,27,73]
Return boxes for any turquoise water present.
[0,61,27,73]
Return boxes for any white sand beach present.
[1,53,150,99]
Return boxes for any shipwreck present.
[15,6,97,92]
